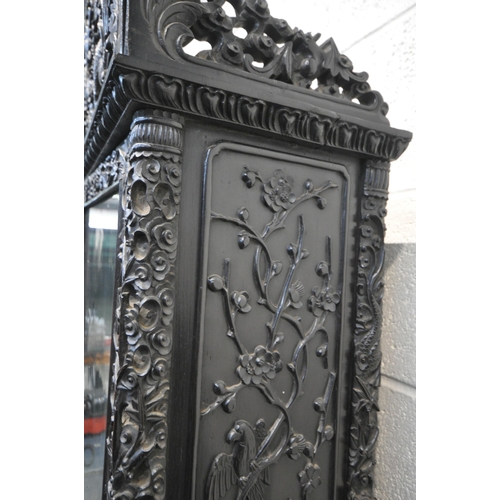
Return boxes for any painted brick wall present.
[270,2,416,498]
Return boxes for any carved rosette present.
[348,159,389,500]
[105,110,183,500]
[84,146,126,203]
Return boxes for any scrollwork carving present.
[84,0,121,136]
[105,110,183,500]
[141,0,387,114]
[347,159,389,500]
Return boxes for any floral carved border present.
[347,159,389,500]
[84,146,126,204]
[104,109,183,500]
[84,68,411,175]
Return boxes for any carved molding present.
[347,159,388,500]
[84,68,410,174]
[84,146,126,204]
[105,109,183,500]
[141,0,387,115]
[84,0,121,136]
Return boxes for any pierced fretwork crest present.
[141,0,387,113]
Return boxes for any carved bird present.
[206,419,270,500]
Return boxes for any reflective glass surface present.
[84,194,119,499]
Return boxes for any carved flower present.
[299,463,321,491]
[147,358,171,385]
[152,220,177,255]
[132,263,153,291]
[151,249,171,281]
[237,346,283,385]
[135,158,161,183]
[308,286,340,317]
[262,170,296,212]
[156,284,174,321]
[231,291,252,313]
[148,326,173,356]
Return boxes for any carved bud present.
[316,343,328,357]
[207,275,225,291]
[324,426,334,441]
[304,179,314,192]
[238,231,251,249]
[303,442,314,458]
[237,207,249,221]
[316,261,329,277]
[222,394,236,413]
[213,380,228,395]
[272,261,283,275]
[273,331,285,346]
[242,170,256,187]
[287,243,297,258]
[313,397,326,413]
[317,197,327,209]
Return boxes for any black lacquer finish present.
[84,2,412,500]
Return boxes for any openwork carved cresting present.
[105,110,183,500]
[141,0,387,113]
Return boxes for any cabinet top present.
[84,0,412,175]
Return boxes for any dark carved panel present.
[141,0,387,114]
[347,159,389,500]
[104,110,183,500]
[196,143,350,500]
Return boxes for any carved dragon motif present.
[348,160,389,500]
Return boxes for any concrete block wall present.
[270,2,417,499]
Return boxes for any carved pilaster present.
[105,110,184,500]
[348,159,389,500]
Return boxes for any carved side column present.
[348,159,389,500]
[105,110,184,500]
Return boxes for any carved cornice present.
[105,110,183,500]
[141,0,387,115]
[84,67,411,175]
[347,159,388,500]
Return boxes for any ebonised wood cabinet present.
[84,2,412,499]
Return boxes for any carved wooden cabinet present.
[84,1,412,499]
